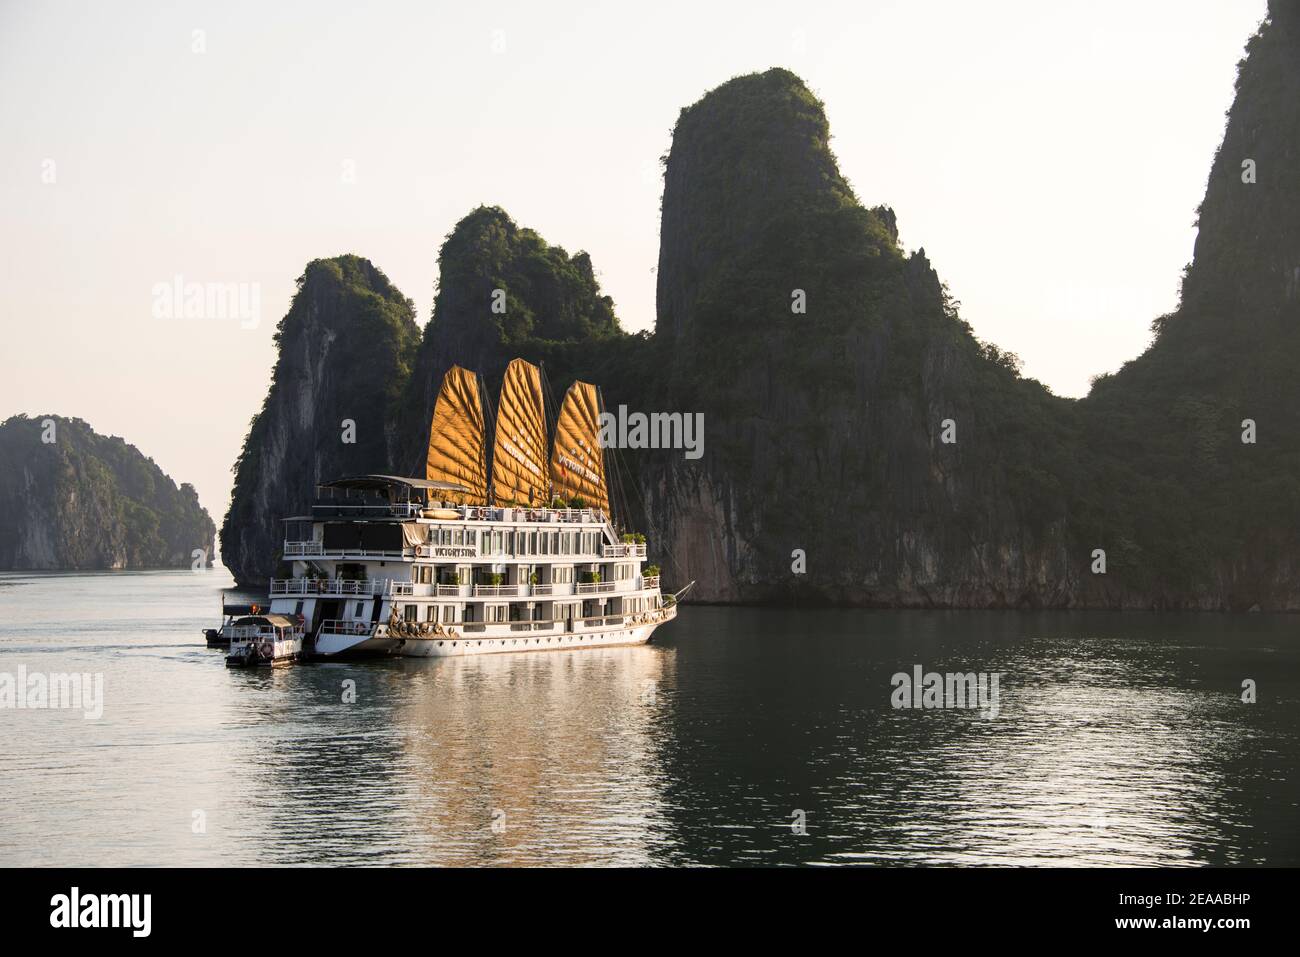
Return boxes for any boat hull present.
[394,618,663,658]
[313,607,675,659]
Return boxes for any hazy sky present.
[0,0,1269,539]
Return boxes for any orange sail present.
[490,358,548,506]
[425,365,489,504]
[550,381,609,514]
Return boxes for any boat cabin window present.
[354,601,364,617]
[403,605,418,622]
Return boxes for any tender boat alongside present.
[252,360,683,659]
[224,615,305,667]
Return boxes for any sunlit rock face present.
[220,256,419,586]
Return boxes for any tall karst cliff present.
[219,256,420,585]
[0,415,215,570]
[647,68,1088,605]
[222,5,1300,608]
[1080,0,1300,608]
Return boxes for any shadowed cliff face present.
[1181,0,1300,318]
[219,256,419,586]
[0,415,214,570]
[647,69,1086,605]
[221,8,1300,608]
[1079,2,1300,610]
[642,3,1300,610]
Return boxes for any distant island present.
[0,414,215,570]
[221,4,1298,610]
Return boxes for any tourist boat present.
[258,360,683,658]
[224,614,305,667]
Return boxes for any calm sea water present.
[1,569,1297,867]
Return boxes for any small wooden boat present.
[225,615,304,667]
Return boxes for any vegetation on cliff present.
[396,206,641,474]
[222,6,1298,608]
[0,414,215,570]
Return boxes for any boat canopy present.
[551,381,609,513]
[425,365,489,504]
[234,615,299,630]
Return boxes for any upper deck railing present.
[310,502,424,519]
[270,578,412,596]
[603,543,646,558]
[283,542,405,559]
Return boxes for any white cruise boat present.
[261,359,682,658]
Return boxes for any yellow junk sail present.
[491,358,548,506]
[425,365,489,504]
[550,381,609,514]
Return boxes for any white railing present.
[284,541,407,559]
[425,506,606,524]
[317,619,373,637]
[640,575,660,590]
[531,583,553,596]
[473,584,522,597]
[270,578,410,596]
[310,502,423,519]
[228,625,304,642]
[577,581,616,594]
[436,583,465,596]
[225,625,265,641]
[603,543,647,558]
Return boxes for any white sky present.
[0,0,1269,535]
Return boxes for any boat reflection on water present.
[392,644,676,865]
[392,642,681,868]
[218,642,678,867]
